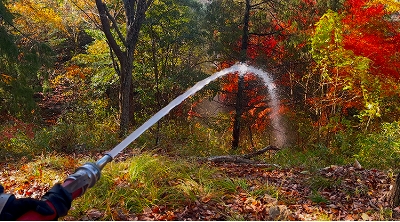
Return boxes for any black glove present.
[42,183,73,219]
[0,185,54,221]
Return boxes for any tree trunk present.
[95,0,152,137]
[205,145,280,167]
[389,172,400,208]
[231,0,250,150]
[150,26,162,146]
[119,57,133,136]
[232,75,244,149]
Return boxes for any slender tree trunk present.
[248,125,255,148]
[232,0,250,150]
[150,27,162,146]
[232,75,244,149]
[389,173,400,208]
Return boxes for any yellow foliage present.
[9,0,66,34]
[369,0,400,13]
[87,40,109,55]
[7,0,93,41]
[65,65,92,80]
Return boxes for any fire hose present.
[17,154,113,220]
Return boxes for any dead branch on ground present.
[204,145,280,168]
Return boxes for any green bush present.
[0,114,119,162]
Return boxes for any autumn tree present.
[205,0,296,149]
[300,0,400,148]
[309,0,400,132]
[94,0,152,136]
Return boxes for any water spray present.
[17,63,284,220]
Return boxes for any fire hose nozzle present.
[64,154,113,197]
[17,155,113,221]
[96,154,113,171]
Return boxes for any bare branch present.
[249,30,281,36]
[95,0,124,62]
[70,0,102,30]
[104,5,127,47]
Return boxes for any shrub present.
[355,121,400,169]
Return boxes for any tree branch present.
[104,5,127,47]
[95,0,124,62]
[242,145,280,159]
[249,30,281,36]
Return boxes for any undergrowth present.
[0,88,399,221]
[1,117,399,220]
[68,153,267,220]
[2,116,400,172]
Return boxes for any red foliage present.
[342,0,400,80]
[220,73,278,131]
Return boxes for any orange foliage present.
[65,65,91,80]
[220,73,279,131]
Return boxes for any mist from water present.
[107,63,285,158]
[245,66,285,147]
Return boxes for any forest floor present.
[108,163,398,221]
[1,86,399,220]
[1,159,399,221]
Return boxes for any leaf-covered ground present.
[132,163,396,221]
[1,160,398,221]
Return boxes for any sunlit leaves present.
[311,10,344,65]
[10,0,64,33]
[309,10,370,123]
[370,0,400,12]
[0,0,51,117]
[308,0,400,128]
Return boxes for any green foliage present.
[271,141,354,170]
[203,0,243,61]
[307,175,341,191]
[71,37,118,95]
[42,121,118,154]
[152,121,231,157]
[311,10,343,64]
[272,119,400,171]
[355,121,400,169]
[309,7,390,131]
[0,114,119,162]
[0,0,53,118]
[0,132,37,160]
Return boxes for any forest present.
[1,0,400,220]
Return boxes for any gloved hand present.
[0,185,54,221]
[41,183,73,219]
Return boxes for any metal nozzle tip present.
[96,154,113,170]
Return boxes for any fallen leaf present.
[361,212,370,220]
[86,208,102,220]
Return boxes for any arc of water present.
[107,63,248,158]
[107,63,284,158]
